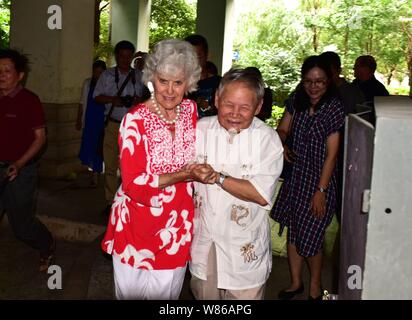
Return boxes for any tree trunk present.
[343,25,349,76]
[94,0,101,45]
[408,40,412,97]
[313,26,318,53]
[387,67,395,86]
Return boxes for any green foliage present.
[0,0,11,49]
[94,41,114,63]
[150,0,196,48]
[94,1,113,62]
[235,0,411,103]
[265,105,286,129]
[234,1,304,107]
[389,87,410,96]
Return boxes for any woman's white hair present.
[142,39,201,94]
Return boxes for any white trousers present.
[113,255,187,300]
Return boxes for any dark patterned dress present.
[270,96,344,257]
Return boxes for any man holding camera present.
[94,41,144,215]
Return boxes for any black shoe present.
[102,204,111,216]
[278,285,304,300]
[308,287,324,301]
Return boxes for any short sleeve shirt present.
[93,67,143,122]
[0,86,45,162]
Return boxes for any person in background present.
[76,60,107,187]
[185,34,221,118]
[189,68,284,300]
[245,66,274,122]
[0,49,55,272]
[94,41,144,215]
[206,61,218,77]
[352,55,389,107]
[101,39,211,300]
[271,55,345,300]
[320,51,365,115]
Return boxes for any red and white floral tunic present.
[101,99,197,270]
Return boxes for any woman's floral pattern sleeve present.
[118,111,162,207]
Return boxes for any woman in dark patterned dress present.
[270,55,345,300]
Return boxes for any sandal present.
[39,239,56,272]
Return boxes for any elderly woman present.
[270,55,345,300]
[101,39,209,300]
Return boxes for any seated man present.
[189,68,284,300]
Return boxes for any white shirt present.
[93,67,143,122]
[189,116,284,290]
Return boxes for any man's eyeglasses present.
[302,79,327,88]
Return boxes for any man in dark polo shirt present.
[0,49,54,272]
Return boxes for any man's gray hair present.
[216,68,265,104]
[142,39,201,93]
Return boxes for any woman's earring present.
[147,81,154,94]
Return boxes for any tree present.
[93,1,113,62]
[234,0,308,106]
[235,0,411,101]
[300,0,330,53]
[0,0,11,49]
[149,0,196,48]
[94,0,110,45]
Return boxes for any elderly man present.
[189,68,284,300]
[0,49,54,272]
[352,55,389,106]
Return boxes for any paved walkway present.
[0,171,336,300]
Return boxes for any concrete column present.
[137,0,151,52]
[196,0,235,75]
[10,0,95,177]
[110,0,151,52]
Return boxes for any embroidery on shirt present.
[194,191,203,209]
[230,204,249,227]
[139,100,196,174]
[241,243,258,263]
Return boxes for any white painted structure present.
[340,96,412,299]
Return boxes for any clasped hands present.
[184,163,219,184]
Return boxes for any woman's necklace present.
[148,82,181,129]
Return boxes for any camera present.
[121,95,136,109]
